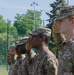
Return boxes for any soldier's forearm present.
[53,33,65,47]
[26,49,36,64]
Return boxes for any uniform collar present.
[59,36,74,48]
[35,50,48,60]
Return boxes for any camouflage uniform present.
[9,56,22,75]
[18,50,36,75]
[14,37,28,75]
[18,57,27,75]
[8,64,14,75]
[12,55,28,75]
[16,37,36,75]
[58,39,74,75]
[53,33,74,75]
[53,6,74,75]
[26,28,58,75]
[26,50,58,75]
[6,46,17,75]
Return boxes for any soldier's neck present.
[65,29,74,41]
[37,44,49,54]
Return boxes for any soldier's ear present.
[39,36,44,41]
[41,36,45,42]
[71,16,74,25]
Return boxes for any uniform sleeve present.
[24,49,36,75]
[71,42,74,71]
[12,69,18,75]
[21,61,29,75]
[12,61,19,75]
[52,33,65,48]
[26,49,36,64]
[43,57,58,75]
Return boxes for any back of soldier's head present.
[15,37,28,54]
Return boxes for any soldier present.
[25,27,58,75]
[7,40,23,75]
[13,38,27,75]
[6,45,17,75]
[16,37,28,75]
[6,50,14,66]
[52,5,74,75]
[16,37,36,75]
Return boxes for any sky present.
[0,0,74,26]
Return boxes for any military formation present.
[6,5,74,75]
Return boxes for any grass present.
[0,70,8,75]
[0,65,8,75]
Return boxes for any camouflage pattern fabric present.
[56,5,74,20]
[18,57,28,75]
[8,64,15,75]
[29,27,51,38]
[58,40,74,75]
[8,56,22,75]
[9,60,20,75]
[18,50,36,75]
[53,33,74,75]
[26,49,58,75]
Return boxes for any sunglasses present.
[30,35,38,38]
[30,34,43,39]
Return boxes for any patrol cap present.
[29,27,51,38]
[56,5,74,20]
[16,37,28,45]
[15,41,19,45]
[10,43,16,49]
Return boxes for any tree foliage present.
[0,15,7,33]
[46,0,67,56]
[14,10,42,36]
[46,0,67,29]
[0,15,18,64]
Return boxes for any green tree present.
[0,32,17,64]
[8,25,18,44]
[0,15,7,33]
[46,0,67,57]
[46,0,67,29]
[14,10,42,36]
[6,20,18,48]
[0,33,7,64]
[0,33,7,54]
[0,18,18,64]
[8,25,18,36]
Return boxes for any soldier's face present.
[30,35,42,48]
[58,17,72,34]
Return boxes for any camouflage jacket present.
[26,49,58,75]
[8,64,15,75]
[53,33,74,75]
[18,50,36,75]
[18,57,28,75]
[8,57,22,75]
